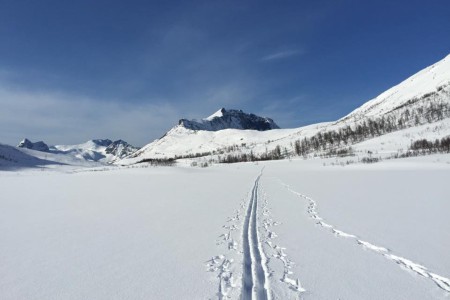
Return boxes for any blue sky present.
[1,0,449,146]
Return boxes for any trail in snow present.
[241,171,270,300]
[207,197,247,299]
[260,187,306,295]
[281,182,450,294]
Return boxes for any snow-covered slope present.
[122,122,329,163]
[0,143,104,170]
[121,54,450,165]
[341,54,450,121]
[0,143,56,169]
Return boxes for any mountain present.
[120,54,450,165]
[1,138,140,170]
[50,139,139,163]
[123,109,283,163]
[17,138,50,152]
[105,140,139,159]
[11,138,139,167]
[178,108,279,131]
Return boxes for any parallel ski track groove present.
[241,170,270,300]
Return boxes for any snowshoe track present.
[260,187,305,295]
[281,182,450,294]
[207,197,247,299]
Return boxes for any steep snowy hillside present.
[342,54,450,120]
[0,143,103,170]
[120,54,450,165]
[179,108,279,131]
[0,143,56,169]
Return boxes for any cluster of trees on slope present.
[409,136,450,153]
[136,158,176,166]
[219,145,283,163]
[294,95,450,156]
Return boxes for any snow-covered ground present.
[1,156,449,299]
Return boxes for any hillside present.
[119,54,450,165]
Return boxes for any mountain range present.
[121,54,450,165]
[1,54,450,169]
[12,138,139,166]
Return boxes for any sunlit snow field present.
[1,157,449,299]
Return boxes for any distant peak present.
[19,138,31,145]
[17,138,49,152]
[178,108,280,131]
[205,108,226,121]
[90,139,113,146]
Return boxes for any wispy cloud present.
[261,49,304,61]
[0,74,261,147]
[0,85,180,147]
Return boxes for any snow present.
[29,139,140,164]
[0,143,106,171]
[266,159,450,298]
[51,140,115,162]
[343,53,450,120]
[123,53,450,164]
[1,138,137,168]
[205,107,225,121]
[122,115,450,166]
[1,157,449,299]
[1,51,450,300]
[121,122,330,163]
[345,118,450,160]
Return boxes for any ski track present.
[241,170,271,300]
[280,181,450,294]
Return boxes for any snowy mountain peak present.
[205,108,226,121]
[17,138,50,152]
[178,108,280,131]
[105,140,139,159]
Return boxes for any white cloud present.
[0,85,179,147]
[261,49,304,61]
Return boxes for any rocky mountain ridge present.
[178,108,279,131]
